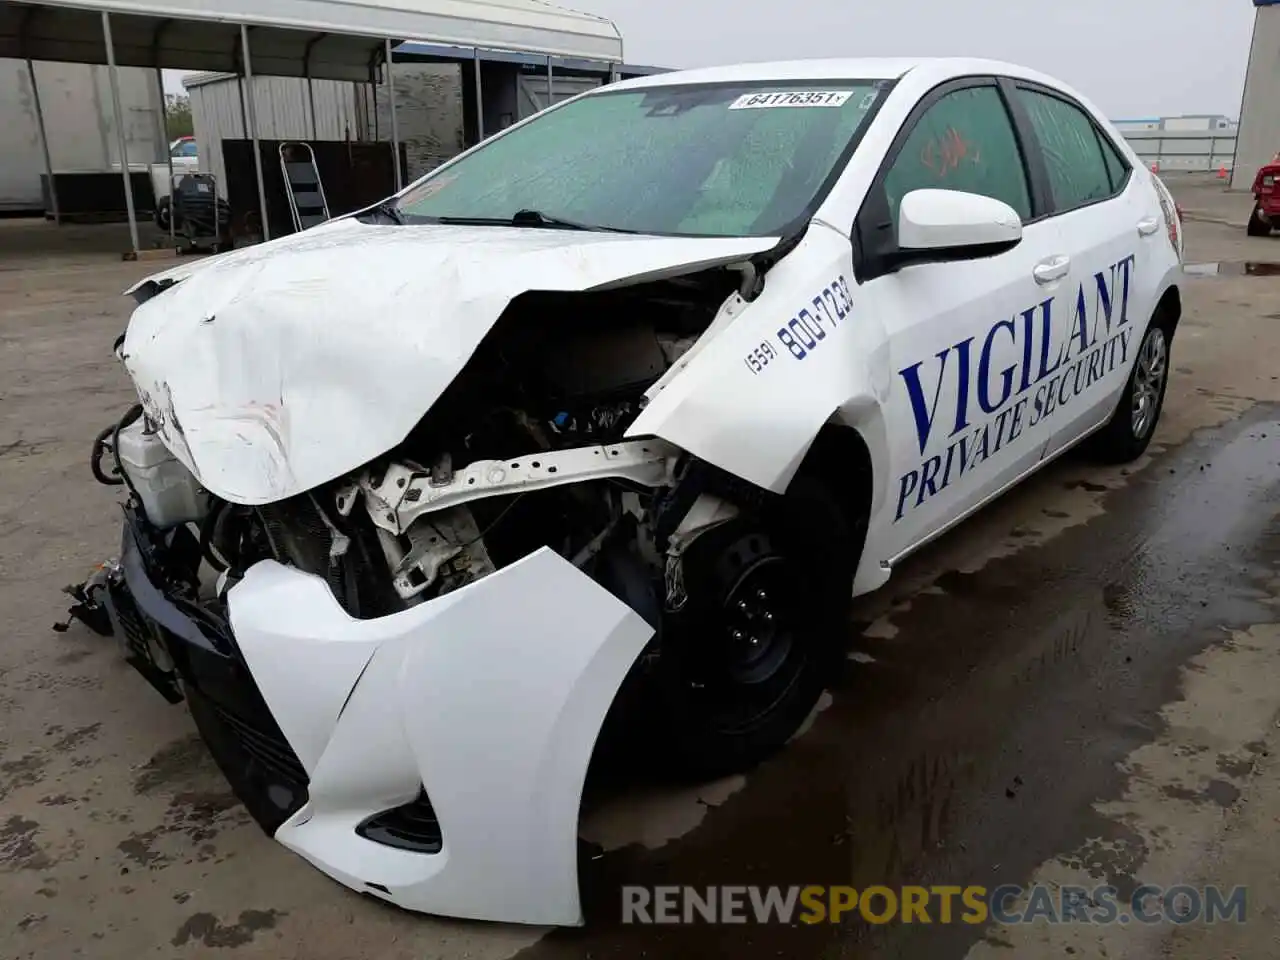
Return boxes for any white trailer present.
[0,57,163,213]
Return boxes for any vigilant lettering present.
[894,255,1137,522]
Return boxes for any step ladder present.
[279,142,330,232]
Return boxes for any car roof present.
[602,57,1060,93]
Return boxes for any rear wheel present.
[1247,204,1271,237]
[648,476,859,779]
[1086,323,1170,464]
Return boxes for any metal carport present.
[395,40,667,145]
[0,0,623,255]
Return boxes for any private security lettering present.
[894,255,1137,522]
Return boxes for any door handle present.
[1137,216,1161,237]
[1033,255,1071,285]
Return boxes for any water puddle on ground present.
[1183,261,1280,277]
[517,407,1280,960]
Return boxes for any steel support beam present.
[385,38,402,190]
[25,59,59,225]
[473,48,484,141]
[149,21,176,247]
[241,24,270,241]
[103,11,140,256]
[304,33,326,139]
[154,67,175,247]
[307,77,318,139]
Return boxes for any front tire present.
[1087,323,1170,463]
[647,477,858,780]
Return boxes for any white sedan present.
[75,57,1183,927]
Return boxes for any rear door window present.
[1098,131,1131,192]
[1016,89,1116,212]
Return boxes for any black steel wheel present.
[646,477,857,780]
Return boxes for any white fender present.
[627,224,889,496]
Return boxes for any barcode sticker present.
[729,91,854,110]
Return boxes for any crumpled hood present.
[122,217,777,505]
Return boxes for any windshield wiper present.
[363,200,406,225]
[433,209,637,233]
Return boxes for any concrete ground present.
[1,180,1279,960]
[1164,170,1260,229]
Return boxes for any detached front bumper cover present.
[109,509,654,926]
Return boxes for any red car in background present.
[1248,162,1280,236]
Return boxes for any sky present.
[569,0,1258,120]
[166,0,1258,120]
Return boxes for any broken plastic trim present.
[129,276,182,307]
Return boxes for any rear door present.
[852,78,1074,563]
[1004,81,1150,461]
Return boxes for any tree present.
[164,93,194,139]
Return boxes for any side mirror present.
[892,188,1022,267]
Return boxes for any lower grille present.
[108,582,183,704]
[112,586,151,659]
[211,702,309,787]
[115,501,308,834]
[357,789,443,854]
[184,685,310,834]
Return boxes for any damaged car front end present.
[67,72,888,925]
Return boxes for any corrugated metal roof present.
[393,39,665,75]
[0,0,623,81]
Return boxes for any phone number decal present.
[743,339,779,374]
[777,275,852,361]
[742,275,852,373]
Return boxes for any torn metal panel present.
[120,218,776,505]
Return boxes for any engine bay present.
[96,264,746,621]
[396,266,740,460]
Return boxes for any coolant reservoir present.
[116,420,210,528]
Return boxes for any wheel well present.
[1151,285,1182,339]
[792,423,874,538]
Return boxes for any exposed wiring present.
[464,493,528,547]
[90,405,144,495]
[90,424,124,486]
[198,498,231,573]
[112,404,145,504]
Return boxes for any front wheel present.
[1086,323,1170,464]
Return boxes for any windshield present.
[392,80,891,237]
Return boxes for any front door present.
[852,79,1074,563]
